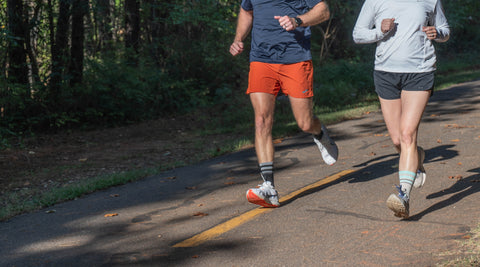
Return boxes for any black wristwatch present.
[294,17,303,27]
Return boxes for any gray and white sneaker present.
[313,125,338,166]
[414,147,426,188]
[246,181,280,208]
[386,185,410,219]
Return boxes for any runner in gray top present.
[352,0,450,219]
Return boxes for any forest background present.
[2,0,479,140]
[1,0,480,227]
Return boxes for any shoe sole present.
[386,194,409,219]
[321,151,337,166]
[414,171,426,188]
[246,190,279,208]
[313,137,338,166]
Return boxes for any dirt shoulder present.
[0,114,248,204]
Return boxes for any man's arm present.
[297,1,330,27]
[275,1,330,31]
[230,7,253,56]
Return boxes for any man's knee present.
[255,114,274,131]
[296,117,316,133]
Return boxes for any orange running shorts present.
[246,60,313,98]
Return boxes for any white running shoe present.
[414,147,426,188]
[313,125,339,166]
[246,181,280,208]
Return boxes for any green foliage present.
[439,0,480,55]
[0,0,479,148]
[313,59,376,109]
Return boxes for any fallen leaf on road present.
[437,139,442,143]
[448,175,463,180]
[444,124,459,128]
[79,158,88,162]
[450,139,460,142]
[444,124,475,129]
[374,134,383,137]
[273,138,283,144]
[224,182,236,185]
[186,186,197,190]
[193,212,208,217]
[104,213,118,217]
[165,176,176,180]
[110,194,119,197]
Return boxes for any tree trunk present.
[7,0,29,87]
[24,0,42,84]
[97,0,113,53]
[125,0,140,64]
[50,0,70,103]
[70,0,87,86]
[145,0,168,66]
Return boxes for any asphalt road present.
[1,79,479,266]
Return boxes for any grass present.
[436,223,480,266]
[0,168,159,220]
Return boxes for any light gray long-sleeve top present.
[352,0,450,73]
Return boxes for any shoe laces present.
[258,181,277,196]
[395,185,409,201]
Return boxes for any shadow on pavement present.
[409,168,480,221]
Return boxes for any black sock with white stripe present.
[259,162,274,186]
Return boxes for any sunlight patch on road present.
[172,169,355,248]
[16,235,93,253]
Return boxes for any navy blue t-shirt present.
[241,0,322,64]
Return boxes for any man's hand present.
[230,40,244,56]
[381,18,395,33]
[274,15,296,31]
[422,26,437,40]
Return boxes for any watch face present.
[295,17,302,26]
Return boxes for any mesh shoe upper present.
[246,181,280,208]
[313,125,339,166]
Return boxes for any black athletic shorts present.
[373,70,435,100]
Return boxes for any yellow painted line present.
[172,169,355,248]
[279,169,355,203]
[172,207,273,248]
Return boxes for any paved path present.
[1,80,480,266]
